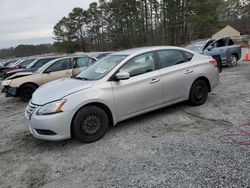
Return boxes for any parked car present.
[185,37,241,67]
[0,60,19,78]
[2,59,35,78]
[24,46,219,143]
[4,56,59,78]
[2,55,96,101]
[86,52,113,60]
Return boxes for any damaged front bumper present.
[1,86,18,97]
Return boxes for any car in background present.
[4,56,59,79]
[24,46,219,143]
[2,59,35,79]
[2,55,96,101]
[87,52,113,60]
[185,37,241,67]
[0,60,18,78]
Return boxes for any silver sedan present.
[25,46,219,143]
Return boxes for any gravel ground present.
[0,61,250,188]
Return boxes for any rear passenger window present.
[183,51,193,61]
[157,50,186,68]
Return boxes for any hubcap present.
[81,115,101,135]
[194,85,205,100]
[23,87,34,99]
[230,56,237,66]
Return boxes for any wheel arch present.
[18,82,39,95]
[19,82,39,90]
[70,102,114,138]
[191,76,211,93]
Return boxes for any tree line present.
[0,44,54,59]
[53,0,250,53]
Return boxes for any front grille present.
[26,102,38,119]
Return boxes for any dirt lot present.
[0,61,250,188]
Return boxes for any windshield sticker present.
[95,68,107,74]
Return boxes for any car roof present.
[113,46,192,56]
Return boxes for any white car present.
[25,46,220,143]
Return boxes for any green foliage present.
[0,44,54,59]
[53,0,250,52]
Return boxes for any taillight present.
[209,59,218,68]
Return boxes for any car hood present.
[7,71,34,80]
[32,78,95,105]
[8,68,26,73]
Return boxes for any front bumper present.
[25,104,72,141]
[2,86,18,97]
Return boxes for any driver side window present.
[45,59,72,73]
[120,52,156,77]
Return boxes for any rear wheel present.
[19,84,38,102]
[228,54,238,67]
[72,106,109,143]
[189,80,209,106]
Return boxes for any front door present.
[111,52,162,120]
[41,58,73,84]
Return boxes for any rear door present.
[111,52,163,119]
[157,50,195,103]
[41,58,73,84]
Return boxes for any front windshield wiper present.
[74,76,89,80]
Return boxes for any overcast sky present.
[0,0,96,49]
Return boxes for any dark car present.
[2,59,35,78]
[0,60,18,78]
[4,57,59,78]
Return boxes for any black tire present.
[19,84,38,102]
[227,54,238,67]
[189,80,209,106]
[72,106,109,143]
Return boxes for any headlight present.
[2,80,12,86]
[37,99,67,115]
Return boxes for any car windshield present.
[9,61,19,67]
[26,59,37,69]
[75,55,127,80]
[185,40,206,52]
[21,59,35,67]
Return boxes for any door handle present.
[185,70,193,74]
[150,78,160,84]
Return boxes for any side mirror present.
[44,69,51,74]
[207,46,213,51]
[115,71,130,80]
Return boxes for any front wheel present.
[189,80,209,106]
[72,106,109,143]
[228,54,238,67]
[19,84,38,102]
